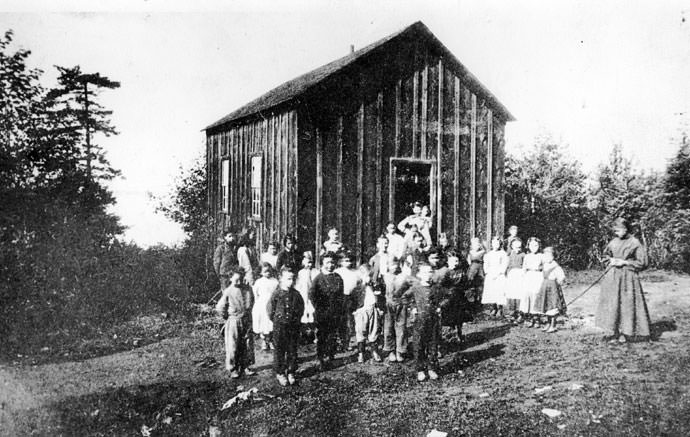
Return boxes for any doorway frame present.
[388,157,437,225]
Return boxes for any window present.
[251,155,262,218]
[221,159,229,212]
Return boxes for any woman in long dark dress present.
[595,218,652,343]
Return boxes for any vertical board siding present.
[315,127,323,262]
[487,110,493,241]
[476,102,488,243]
[375,91,383,236]
[436,59,443,238]
[336,117,344,233]
[420,62,428,159]
[357,103,365,262]
[470,93,477,238]
[493,117,506,238]
[453,76,460,243]
[412,70,419,157]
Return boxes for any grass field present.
[1,269,689,436]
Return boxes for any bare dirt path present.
[2,270,689,436]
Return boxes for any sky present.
[2,0,689,247]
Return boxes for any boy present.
[382,257,411,362]
[351,264,382,363]
[309,252,345,370]
[399,262,441,382]
[213,229,237,290]
[335,251,359,351]
[369,235,391,281]
[215,267,256,378]
[267,267,305,386]
[276,234,301,274]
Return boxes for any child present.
[276,234,301,274]
[252,263,278,350]
[295,252,318,342]
[482,236,508,317]
[267,267,305,386]
[520,237,544,328]
[213,229,237,291]
[504,225,520,254]
[419,205,433,247]
[322,227,344,255]
[466,237,486,309]
[399,262,441,382]
[335,251,360,351]
[595,217,651,343]
[260,241,279,268]
[385,221,406,260]
[534,247,566,333]
[504,238,525,321]
[215,267,256,378]
[382,257,410,362]
[439,250,468,342]
[309,251,345,369]
[237,228,258,286]
[351,264,383,363]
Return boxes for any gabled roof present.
[206,21,514,131]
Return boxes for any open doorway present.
[390,159,434,225]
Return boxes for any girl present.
[295,251,319,343]
[439,250,468,342]
[351,264,382,363]
[520,237,544,328]
[595,218,651,343]
[260,241,279,268]
[466,237,486,309]
[252,263,278,350]
[504,238,525,321]
[482,236,508,317]
[534,247,566,333]
[322,227,344,255]
[419,205,433,247]
[237,228,258,286]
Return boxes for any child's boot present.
[371,345,382,362]
[357,342,365,363]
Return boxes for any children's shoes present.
[287,373,296,385]
[230,370,241,379]
[427,369,439,380]
[372,350,382,362]
[357,353,364,363]
[244,368,256,376]
[416,371,427,382]
[396,352,404,362]
[276,374,288,386]
[388,352,397,362]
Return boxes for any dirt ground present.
[2,269,689,436]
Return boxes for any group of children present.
[213,214,570,387]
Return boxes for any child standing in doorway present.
[482,236,508,317]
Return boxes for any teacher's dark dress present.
[595,235,651,337]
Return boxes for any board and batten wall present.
[206,109,298,251]
[297,50,507,261]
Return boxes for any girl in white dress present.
[295,252,319,341]
[252,263,278,350]
[482,236,508,317]
[259,241,279,268]
[519,237,544,328]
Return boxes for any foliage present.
[504,139,598,268]
[156,155,219,299]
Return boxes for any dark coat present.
[309,272,344,324]
[267,287,304,327]
[276,249,302,274]
[213,242,237,276]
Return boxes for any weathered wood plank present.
[421,62,428,159]
[453,76,460,242]
[394,79,401,157]
[357,102,364,262]
[436,59,443,238]
[315,127,323,264]
[375,91,383,232]
[412,70,419,158]
[290,111,299,235]
[470,93,477,238]
[282,113,289,238]
[487,109,493,240]
[336,116,344,233]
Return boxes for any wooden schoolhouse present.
[205,21,514,261]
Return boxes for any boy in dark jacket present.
[309,251,344,370]
[276,234,301,275]
[267,267,304,386]
[399,262,442,382]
